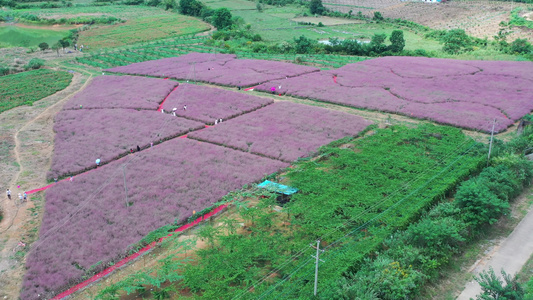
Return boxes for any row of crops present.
[95,124,487,299]
[0,69,73,113]
[75,36,368,69]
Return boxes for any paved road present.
[457,203,533,299]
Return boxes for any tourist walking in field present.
[137,145,141,152]
[18,193,22,202]
[130,148,134,154]
[96,159,101,167]
[183,105,187,111]
[23,192,27,202]
[6,189,11,200]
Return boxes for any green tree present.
[179,0,204,16]
[38,42,49,52]
[309,0,325,15]
[294,35,313,54]
[370,33,387,53]
[454,179,509,226]
[442,29,472,54]
[59,39,70,53]
[162,0,175,10]
[389,30,405,52]
[52,41,61,57]
[475,267,524,300]
[373,11,384,21]
[24,58,45,70]
[212,8,232,30]
[509,38,532,54]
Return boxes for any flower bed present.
[48,109,204,179]
[255,57,533,133]
[189,101,373,162]
[161,83,273,124]
[22,138,288,300]
[62,75,178,110]
[105,53,320,87]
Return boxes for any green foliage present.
[475,267,524,300]
[212,8,233,30]
[442,29,473,54]
[294,35,315,53]
[509,8,533,29]
[389,30,405,52]
[24,58,45,70]
[373,11,384,21]
[179,0,204,16]
[509,38,532,54]
[38,42,49,51]
[455,178,510,226]
[0,69,72,113]
[309,0,325,15]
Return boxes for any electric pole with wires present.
[310,240,325,296]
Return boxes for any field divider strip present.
[51,204,228,300]
[158,85,180,112]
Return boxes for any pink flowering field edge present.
[22,138,289,300]
[62,75,178,110]
[255,57,533,133]
[161,83,273,124]
[189,101,373,162]
[48,109,204,180]
[105,52,320,87]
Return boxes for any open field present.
[324,0,533,41]
[0,24,71,48]
[77,14,210,49]
[15,5,177,21]
[230,7,443,50]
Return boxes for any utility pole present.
[123,165,129,207]
[310,240,325,296]
[487,118,496,166]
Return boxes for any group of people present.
[6,189,27,203]
[162,105,187,116]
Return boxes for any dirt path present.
[0,70,92,300]
[456,190,533,299]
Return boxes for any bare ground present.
[0,70,92,300]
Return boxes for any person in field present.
[183,105,187,111]
[23,192,27,202]
[6,189,11,200]
[137,145,141,152]
[18,193,22,202]
[130,148,134,154]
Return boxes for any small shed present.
[258,180,299,206]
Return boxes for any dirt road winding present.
[0,70,92,299]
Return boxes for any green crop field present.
[0,69,72,113]
[0,25,70,48]
[19,5,177,21]
[77,14,210,49]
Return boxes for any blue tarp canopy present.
[258,180,298,195]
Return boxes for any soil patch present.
[291,16,364,25]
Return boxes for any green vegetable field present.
[0,69,72,113]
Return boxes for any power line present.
[233,139,479,299]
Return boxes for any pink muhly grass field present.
[189,101,373,162]
[105,53,319,87]
[255,57,533,133]
[161,83,273,124]
[62,75,178,110]
[48,109,204,179]
[23,138,288,300]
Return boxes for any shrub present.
[24,58,45,70]
[454,178,509,226]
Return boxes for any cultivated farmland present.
[22,138,289,300]
[160,83,273,124]
[105,52,320,87]
[0,69,72,113]
[48,109,204,179]
[255,56,533,133]
[77,14,211,49]
[61,75,178,110]
[189,101,373,162]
